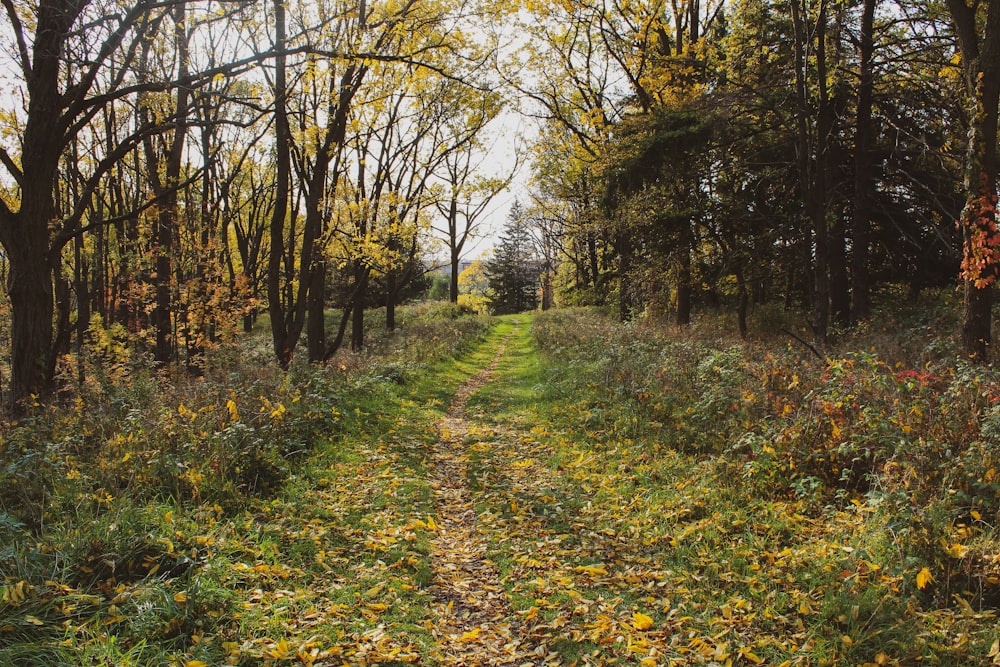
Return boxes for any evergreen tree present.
[486,202,540,314]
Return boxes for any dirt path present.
[427,324,532,666]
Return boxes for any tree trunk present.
[6,244,55,408]
[147,2,190,367]
[588,234,599,288]
[267,0,294,368]
[947,0,1000,362]
[791,0,830,343]
[450,247,460,303]
[75,233,89,387]
[324,303,354,361]
[830,214,850,328]
[675,241,691,326]
[386,271,397,331]
[0,0,83,409]
[851,0,876,323]
[618,233,634,321]
[736,267,749,340]
[351,265,369,351]
[307,259,327,363]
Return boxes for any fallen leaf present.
[632,612,654,631]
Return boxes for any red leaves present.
[959,172,1000,288]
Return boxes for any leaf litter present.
[428,321,535,665]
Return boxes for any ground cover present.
[0,304,500,666]
[3,297,1000,666]
[464,307,1000,666]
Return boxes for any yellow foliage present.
[632,611,654,630]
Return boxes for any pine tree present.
[486,202,540,314]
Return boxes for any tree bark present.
[307,258,327,363]
[675,241,692,326]
[947,0,1000,362]
[351,265,369,351]
[0,0,84,409]
[267,0,297,369]
[791,0,831,343]
[851,0,876,323]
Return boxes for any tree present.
[429,83,513,303]
[946,0,1000,361]
[0,0,254,408]
[486,201,539,314]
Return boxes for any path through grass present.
[427,318,526,665]
[5,306,999,666]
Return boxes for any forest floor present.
[3,304,1000,666]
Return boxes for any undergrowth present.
[461,295,1000,666]
[0,301,492,666]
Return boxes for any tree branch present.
[0,146,24,186]
[51,168,205,256]
[1,0,31,78]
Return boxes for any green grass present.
[3,297,999,666]
[462,307,1000,666]
[0,303,500,666]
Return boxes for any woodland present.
[1,0,1000,665]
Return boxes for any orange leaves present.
[959,172,1000,288]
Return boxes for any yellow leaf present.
[269,638,291,659]
[944,543,969,559]
[574,564,608,576]
[426,516,438,531]
[738,647,764,664]
[458,628,481,642]
[24,615,44,626]
[640,658,657,667]
[632,612,654,630]
[164,510,173,524]
[173,591,187,604]
[916,567,934,590]
[971,510,982,521]
[185,661,209,667]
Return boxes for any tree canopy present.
[0,0,998,410]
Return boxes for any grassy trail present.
[7,307,998,666]
[426,318,524,665]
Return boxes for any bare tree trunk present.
[0,0,79,409]
[675,241,691,326]
[145,2,190,367]
[267,0,295,368]
[736,267,749,340]
[791,0,831,344]
[307,258,327,362]
[351,265,369,351]
[386,272,397,331]
[852,0,877,323]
